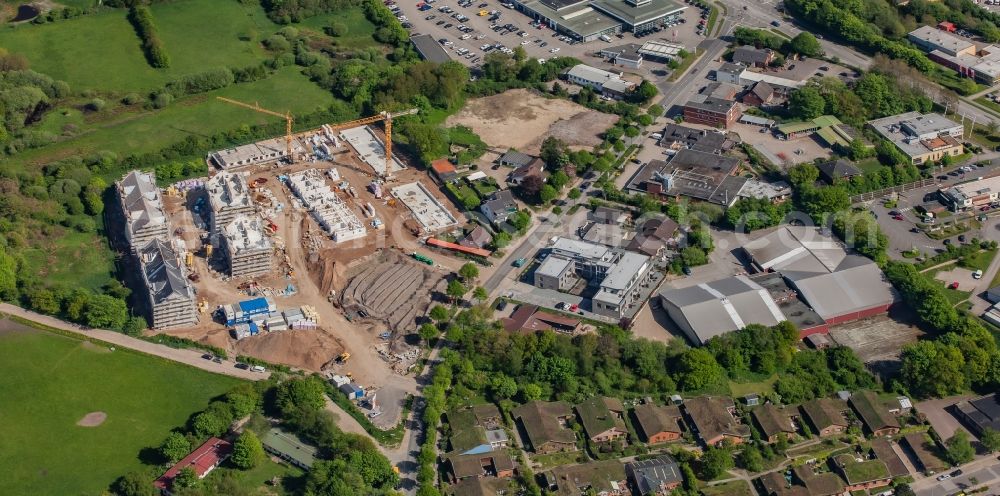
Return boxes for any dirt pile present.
[234,329,344,371]
[339,251,444,331]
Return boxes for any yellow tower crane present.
[216,97,295,161]
[328,108,419,179]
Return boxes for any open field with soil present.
[829,311,926,379]
[0,317,240,495]
[445,88,618,154]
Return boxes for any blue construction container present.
[339,383,364,400]
[223,297,277,326]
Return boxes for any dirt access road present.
[0,303,265,381]
[445,88,618,154]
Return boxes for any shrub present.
[128,6,170,68]
[85,98,105,112]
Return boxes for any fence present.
[850,178,937,203]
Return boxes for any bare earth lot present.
[445,89,618,153]
[828,312,925,379]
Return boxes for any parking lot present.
[392,0,709,74]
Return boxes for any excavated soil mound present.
[76,411,107,427]
[234,329,344,371]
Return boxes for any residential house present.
[480,190,518,225]
[117,170,170,251]
[432,159,459,182]
[742,81,775,106]
[154,437,233,495]
[870,438,909,478]
[547,460,628,496]
[901,432,948,475]
[448,407,509,455]
[799,398,849,437]
[501,304,581,334]
[683,396,751,446]
[849,390,899,437]
[446,478,509,496]
[576,397,628,444]
[460,226,493,250]
[733,45,774,67]
[446,452,516,483]
[752,404,799,444]
[626,217,680,257]
[632,403,683,444]
[507,158,546,186]
[758,466,844,496]
[497,150,535,168]
[833,454,892,492]
[512,401,578,454]
[817,159,862,185]
[625,455,682,495]
[589,206,629,225]
[472,404,504,430]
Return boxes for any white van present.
[974,269,984,279]
[251,365,266,373]
[599,34,612,42]
[650,133,663,140]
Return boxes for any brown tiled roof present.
[632,404,682,440]
[753,404,797,440]
[448,452,515,479]
[794,466,845,496]
[800,398,848,432]
[512,401,576,449]
[850,391,899,433]
[870,438,908,478]
[684,396,750,443]
[575,397,626,439]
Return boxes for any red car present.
[893,215,904,221]
[981,205,992,212]
[949,282,960,290]
[569,303,579,312]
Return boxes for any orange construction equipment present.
[217,97,294,160]
[327,108,419,179]
[425,237,491,258]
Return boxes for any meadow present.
[0,318,242,495]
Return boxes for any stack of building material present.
[301,305,320,324]
[265,315,288,331]
[283,307,304,325]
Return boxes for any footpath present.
[0,302,263,380]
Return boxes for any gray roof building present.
[732,45,774,66]
[657,124,729,153]
[410,34,452,63]
[497,150,536,168]
[139,239,198,330]
[817,159,862,184]
[625,456,682,494]
[659,275,785,345]
[118,170,169,251]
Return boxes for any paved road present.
[0,302,266,381]
[912,455,1000,496]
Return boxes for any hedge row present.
[128,5,170,68]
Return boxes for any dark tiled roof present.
[632,403,682,440]
[512,401,576,449]
[800,398,848,432]
[625,455,682,494]
[850,391,899,434]
[753,404,797,440]
[575,397,625,439]
[684,396,750,443]
[870,438,908,478]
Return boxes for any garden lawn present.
[295,8,379,50]
[960,248,997,272]
[0,322,242,495]
[701,481,753,496]
[7,67,340,170]
[0,0,277,92]
[728,373,778,397]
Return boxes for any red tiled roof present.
[154,437,233,492]
[502,304,580,333]
[431,159,457,175]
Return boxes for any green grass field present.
[0,0,277,92]
[20,230,117,291]
[296,8,379,50]
[8,66,339,170]
[0,320,242,495]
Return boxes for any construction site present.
[144,99,474,406]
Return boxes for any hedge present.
[128,6,170,68]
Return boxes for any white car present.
[461,34,471,39]
[443,40,454,46]
[549,47,560,52]
[521,40,531,45]
[538,58,546,64]
[476,34,486,39]
[936,474,951,481]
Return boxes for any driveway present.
[915,395,976,442]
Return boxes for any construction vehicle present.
[337,352,351,364]
[217,97,295,160]
[327,108,419,180]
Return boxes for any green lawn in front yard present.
[0,320,242,496]
[531,450,588,469]
[959,248,997,272]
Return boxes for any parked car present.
[974,269,984,279]
[496,300,508,311]
[235,363,250,370]
[948,281,960,290]
[958,234,967,242]
[937,474,952,481]
[201,354,213,360]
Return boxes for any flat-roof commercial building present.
[683,97,740,128]
[340,126,407,178]
[954,393,1000,436]
[657,123,731,153]
[206,170,255,235]
[941,175,1000,211]
[222,215,273,277]
[908,25,976,57]
[516,0,685,41]
[410,34,452,63]
[868,111,964,165]
[138,239,198,330]
[565,64,637,98]
[118,170,170,251]
[624,150,747,207]
[262,427,318,470]
[536,237,652,319]
[209,137,305,170]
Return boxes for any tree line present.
[128,5,170,69]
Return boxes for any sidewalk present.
[0,302,264,381]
